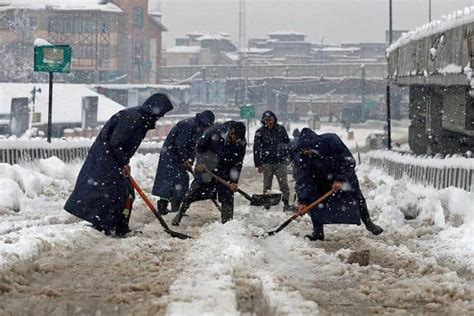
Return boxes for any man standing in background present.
[253,110,295,211]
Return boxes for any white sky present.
[159,0,474,47]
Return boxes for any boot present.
[365,221,384,235]
[360,204,383,236]
[305,225,324,241]
[283,201,297,212]
[170,199,181,213]
[171,212,184,226]
[221,204,234,224]
[157,200,169,215]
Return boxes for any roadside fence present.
[367,151,474,192]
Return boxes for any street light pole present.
[386,0,393,150]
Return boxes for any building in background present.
[164,32,238,66]
[0,0,167,84]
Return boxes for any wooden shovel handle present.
[297,189,336,217]
[128,175,170,230]
[199,164,252,200]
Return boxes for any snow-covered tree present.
[0,10,40,82]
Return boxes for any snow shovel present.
[259,189,335,237]
[129,176,193,240]
[201,165,282,207]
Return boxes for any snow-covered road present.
[0,153,472,315]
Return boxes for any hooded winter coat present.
[294,128,362,225]
[64,93,173,231]
[253,110,290,166]
[196,121,246,183]
[152,111,215,201]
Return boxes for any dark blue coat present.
[152,111,215,201]
[294,128,362,225]
[196,121,246,183]
[253,110,290,166]
[64,93,173,230]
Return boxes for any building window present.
[78,17,92,33]
[101,22,109,33]
[28,17,37,29]
[64,18,74,33]
[78,45,93,59]
[99,45,110,67]
[135,7,144,30]
[0,14,7,30]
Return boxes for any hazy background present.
[159,0,474,47]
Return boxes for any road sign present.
[240,104,255,119]
[34,45,72,73]
[32,112,41,123]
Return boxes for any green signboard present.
[34,45,72,73]
[240,104,255,119]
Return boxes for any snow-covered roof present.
[149,14,168,32]
[93,84,190,91]
[268,31,306,37]
[248,47,273,54]
[317,47,360,52]
[0,0,122,13]
[388,6,474,54]
[197,34,231,41]
[0,83,125,124]
[166,46,202,54]
[224,52,239,61]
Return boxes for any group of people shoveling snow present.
[64,92,382,240]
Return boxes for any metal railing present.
[0,139,161,164]
[368,152,474,192]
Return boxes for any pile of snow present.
[0,157,79,212]
[359,163,474,268]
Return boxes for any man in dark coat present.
[152,110,215,215]
[171,121,246,226]
[253,110,294,211]
[294,128,383,241]
[64,93,174,237]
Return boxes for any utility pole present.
[386,0,393,150]
[429,0,432,22]
[361,64,366,121]
[320,36,325,75]
[239,0,248,104]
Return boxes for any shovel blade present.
[250,193,282,206]
[165,228,193,240]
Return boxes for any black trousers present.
[178,177,234,223]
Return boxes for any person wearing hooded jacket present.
[152,110,215,215]
[253,110,295,211]
[172,121,246,226]
[64,93,174,237]
[293,128,383,241]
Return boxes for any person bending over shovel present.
[172,121,246,226]
[294,128,383,241]
[152,110,215,215]
[64,93,174,237]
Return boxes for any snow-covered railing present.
[0,138,161,164]
[368,150,474,192]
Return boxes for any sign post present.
[239,104,256,147]
[34,44,72,142]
